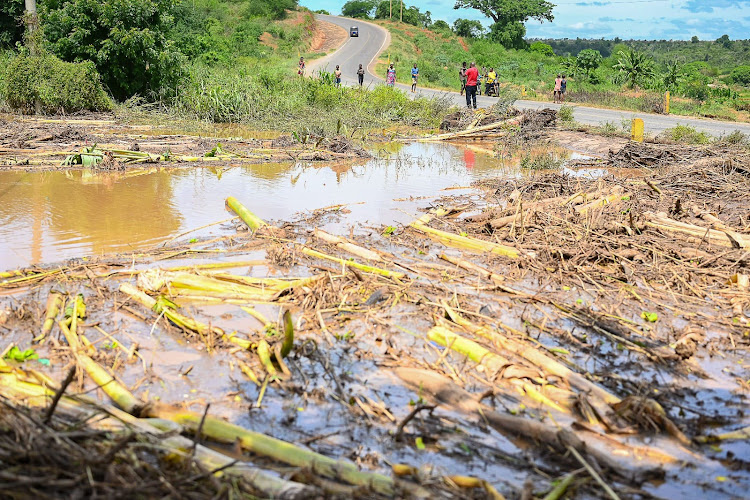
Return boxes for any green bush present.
[558,104,574,123]
[658,125,711,145]
[530,41,554,57]
[730,66,750,86]
[1,51,111,114]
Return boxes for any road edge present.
[362,20,391,82]
[307,16,355,74]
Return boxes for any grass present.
[122,64,452,135]
[519,147,567,170]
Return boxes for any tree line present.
[341,0,554,49]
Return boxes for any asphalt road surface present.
[311,14,750,137]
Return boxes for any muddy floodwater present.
[3,119,750,500]
[0,142,541,269]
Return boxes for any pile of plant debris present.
[2,141,750,499]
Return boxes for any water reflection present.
[0,142,522,270]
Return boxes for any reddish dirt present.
[310,19,347,53]
[259,32,277,50]
[458,37,469,52]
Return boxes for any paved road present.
[313,15,750,137]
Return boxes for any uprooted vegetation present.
[2,135,750,498]
[0,115,372,169]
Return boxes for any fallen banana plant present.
[0,361,316,499]
[410,214,532,259]
[30,345,429,498]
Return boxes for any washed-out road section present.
[314,14,750,137]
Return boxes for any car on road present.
[350,26,359,37]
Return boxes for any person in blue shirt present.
[411,64,419,92]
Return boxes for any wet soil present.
[2,115,750,499]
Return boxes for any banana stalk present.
[225,196,267,232]
[301,247,405,279]
[411,214,528,259]
[0,366,315,499]
[35,291,64,343]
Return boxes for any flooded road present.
[0,142,546,270]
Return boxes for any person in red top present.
[465,62,479,109]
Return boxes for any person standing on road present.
[554,74,562,103]
[465,62,478,109]
[334,65,342,87]
[298,57,305,77]
[560,74,567,102]
[357,64,365,86]
[459,62,467,95]
[386,63,396,87]
[411,64,419,92]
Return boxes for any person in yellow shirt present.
[485,68,497,96]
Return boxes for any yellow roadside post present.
[522,85,526,97]
[631,118,645,142]
[665,91,671,114]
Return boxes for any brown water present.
[0,143,580,270]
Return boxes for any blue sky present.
[300,0,750,40]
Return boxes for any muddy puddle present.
[0,142,569,270]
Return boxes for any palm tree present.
[663,61,682,90]
[613,49,655,89]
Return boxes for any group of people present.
[459,62,499,99]
[298,56,421,91]
[385,63,420,92]
[299,55,567,106]
[554,74,567,103]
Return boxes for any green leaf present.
[205,143,224,157]
[548,347,569,355]
[641,311,658,322]
[415,437,426,450]
[4,346,39,362]
[189,238,198,243]
[383,226,396,235]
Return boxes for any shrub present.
[530,42,554,57]
[1,51,111,114]
[520,148,565,170]
[658,125,711,145]
[558,104,574,123]
[717,130,749,147]
[730,65,750,86]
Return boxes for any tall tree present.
[453,18,483,38]
[453,0,554,49]
[613,49,655,89]
[341,0,376,19]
